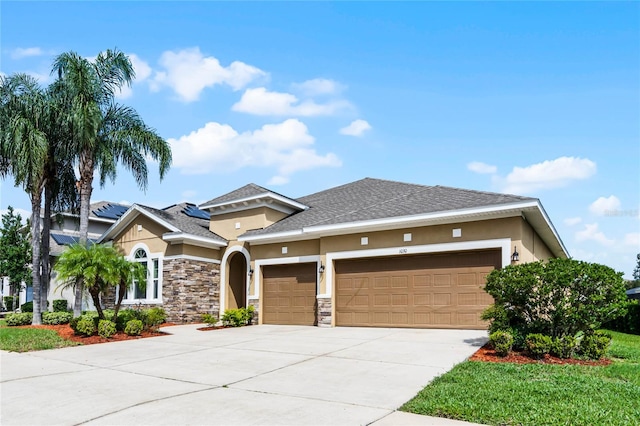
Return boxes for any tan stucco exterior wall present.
[112,214,170,255]
[519,220,553,262]
[210,207,288,240]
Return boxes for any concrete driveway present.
[1,325,487,425]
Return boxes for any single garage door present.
[335,250,501,329]
[262,263,317,325]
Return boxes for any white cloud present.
[500,156,596,194]
[624,232,640,247]
[467,161,497,174]
[575,223,614,246]
[151,47,266,102]
[564,217,582,226]
[11,47,44,59]
[340,119,371,137]
[292,78,345,96]
[589,195,621,216]
[25,71,53,85]
[168,119,341,182]
[232,87,351,116]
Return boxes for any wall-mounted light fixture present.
[248,268,254,277]
[511,246,519,262]
[318,263,325,274]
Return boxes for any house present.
[98,178,568,329]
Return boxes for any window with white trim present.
[123,246,162,303]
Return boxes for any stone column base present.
[317,297,332,327]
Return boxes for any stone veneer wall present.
[248,299,259,325]
[317,297,332,327]
[162,258,220,323]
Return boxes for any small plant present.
[144,307,167,331]
[550,335,577,359]
[114,309,144,331]
[6,312,33,326]
[124,319,144,336]
[221,307,253,327]
[42,311,72,325]
[579,330,611,360]
[75,315,97,337]
[52,299,68,312]
[201,313,218,327]
[98,320,117,338]
[525,333,553,359]
[489,330,513,357]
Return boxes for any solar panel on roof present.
[51,234,97,246]
[92,204,128,220]
[182,204,210,220]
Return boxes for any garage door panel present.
[335,250,500,329]
[262,263,317,326]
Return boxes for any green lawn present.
[0,321,79,352]
[401,331,640,426]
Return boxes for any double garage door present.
[335,250,501,329]
[261,250,500,329]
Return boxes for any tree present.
[0,207,32,308]
[632,253,640,289]
[0,74,51,324]
[0,74,78,322]
[52,50,171,316]
[54,243,146,321]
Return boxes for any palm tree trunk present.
[89,287,104,320]
[41,185,52,313]
[113,282,126,325]
[73,151,94,317]
[30,194,43,325]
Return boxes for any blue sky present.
[1,2,638,277]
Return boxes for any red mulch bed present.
[18,323,175,345]
[470,343,611,366]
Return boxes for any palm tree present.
[0,74,50,324]
[52,50,172,316]
[54,243,146,321]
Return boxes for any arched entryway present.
[226,252,247,310]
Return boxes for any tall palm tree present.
[52,50,171,316]
[0,74,50,324]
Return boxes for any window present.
[123,246,162,303]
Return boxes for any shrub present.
[42,311,73,325]
[69,316,81,334]
[579,330,611,360]
[484,259,628,339]
[6,312,33,326]
[124,319,144,336]
[114,309,144,331]
[98,320,117,338]
[75,315,97,337]
[550,335,577,359]
[201,313,218,327]
[526,333,553,359]
[144,307,166,331]
[489,330,513,357]
[20,301,33,312]
[221,307,253,327]
[3,296,18,311]
[52,299,68,312]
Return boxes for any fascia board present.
[162,232,227,249]
[201,192,308,212]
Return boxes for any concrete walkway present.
[1,324,487,425]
